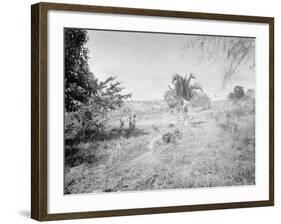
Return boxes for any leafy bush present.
[64,29,131,142]
[162,129,182,144]
[65,77,131,141]
[64,29,97,112]
[228,86,245,100]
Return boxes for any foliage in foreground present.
[64,29,131,142]
[64,97,255,194]
[64,29,94,112]
[65,77,131,140]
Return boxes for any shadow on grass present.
[64,127,150,168]
[190,120,206,127]
[103,127,150,140]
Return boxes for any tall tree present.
[64,28,97,112]
[64,29,131,139]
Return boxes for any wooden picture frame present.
[31,2,274,221]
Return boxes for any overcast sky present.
[86,29,255,101]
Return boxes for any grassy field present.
[64,98,255,194]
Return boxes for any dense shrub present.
[65,78,131,141]
[64,28,131,141]
[228,86,245,100]
[162,129,182,144]
[64,29,97,112]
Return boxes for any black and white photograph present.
[64,28,256,195]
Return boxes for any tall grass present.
[65,98,255,194]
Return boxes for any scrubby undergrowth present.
[65,99,255,194]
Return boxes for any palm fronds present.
[168,73,202,101]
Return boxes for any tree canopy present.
[64,28,131,139]
[64,29,98,112]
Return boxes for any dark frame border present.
[31,2,274,221]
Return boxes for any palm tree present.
[168,73,202,100]
[164,73,203,109]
